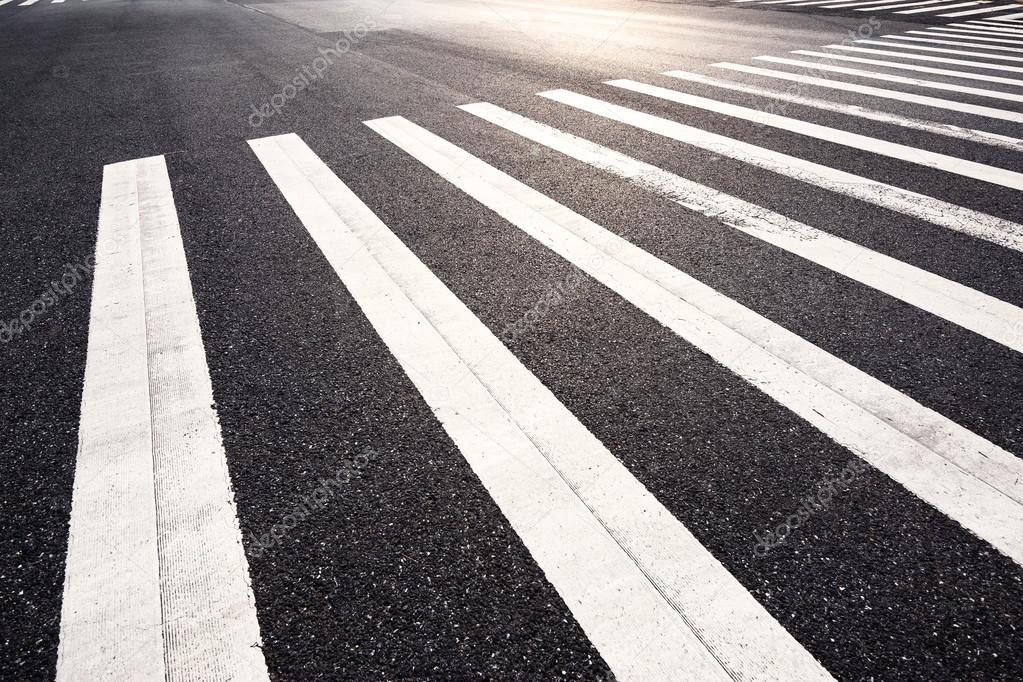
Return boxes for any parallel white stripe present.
[372,113,1023,568]
[985,13,1023,20]
[821,44,1023,73]
[847,0,946,11]
[608,78,1023,190]
[0,0,18,6]
[884,33,1023,52]
[922,27,1023,43]
[943,3,1023,15]
[539,88,1023,251]
[464,101,1023,355]
[821,0,913,7]
[57,157,268,681]
[791,49,1023,83]
[52,0,65,4]
[970,19,1023,27]
[18,0,39,5]
[786,0,856,5]
[945,20,1023,31]
[726,58,1023,118]
[250,130,833,682]
[897,0,982,12]
[854,38,1023,62]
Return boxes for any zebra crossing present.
[0,0,88,7]
[732,0,1023,21]
[56,12,1023,679]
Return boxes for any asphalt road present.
[1,0,1022,679]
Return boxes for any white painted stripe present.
[747,56,1023,109]
[884,33,1023,52]
[57,157,268,681]
[250,131,833,682]
[608,78,1023,190]
[847,0,946,11]
[897,0,982,12]
[854,38,1023,62]
[970,18,1023,27]
[18,0,39,6]
[943,3,1023,15]
[923,27,1023,42]
[960,19,1023,29]
[537,88,1023,251]
[821,44,1023,73]
[786,0,855,5]
[946,23,1023,36]
[464,100,1023,356]
[791,49,1023,83]
[820,0,913,7]
[52,0,65,4]
[708,62,1023,145]
[0,0,18,6]
[990,12,1023,20]
[371,114,1023,568]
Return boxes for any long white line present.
[790,48,1023,83]
[787,0,856,5]
[970,19,1023,28]
[18,0,38,5]
[854,38,1023,62]
[847,0,945,11]
[821,44,1023,73]
[464,100,1023,355]
[538,88,1023,251]
[883,33,1023,52]
[57,157,268,681]
[716,60,1023,122]
[956,20,1023,31]
[370,114,1023,568]
[250,131,833,682]
[922,27,1023,43]
[898,0,982,13]
[0,0,17,6]
[770,54,1023,103]
[946,23,1023,36]
[978,15,1023,22]
[943,3,1023,15]
[608,78,1023,190]
[820,0,914,7]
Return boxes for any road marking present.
[250,130,833,682]
[57,156,269,682]
[820,0,917,6]
[715,60,1023,124]
[947,23,1023,35]
[942,3,1023,15]
[789,49,1023,83]
[761,54,1023,104]
[854,38,1023,62]
[847,0,945,10]
[371,114,1023,567]
[463,100,1023,354]
[18,0,39,5]
[970,18,1023,27]
[608,78,1023,190]
[897,0,982,12]
[922,27,1023,42]
[52,0,65,4]
[821,44,1023,73]
[0,0,18,5]
[537,88,1023,251]
[884,33,1023,52]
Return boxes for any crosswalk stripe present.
[793,49,1023,83]
[717,59,1023,121]
[786,0,856,5]
[0,0,17,5]
[980,14,1023,21]
[18,0,39,5]
[854,38,1023,62]
[249,130,834,682]
[970,18,1023,27]
[57,156,268,681]
[947,23,1023,35]
[942,3,1023,15]
[369,112,1023,568]
[820,0,915,6]
[898,0,983,12]
[822,44,1023,74]
[608,78,1023,190]
[923,27,1023,42]
[848,0,946,11]
[537,88,1023,250]
[463,100,1023,353]
[884,33,1023,52]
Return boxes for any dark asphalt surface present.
[1,0,1022,679]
